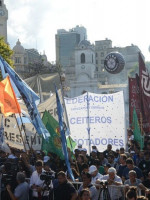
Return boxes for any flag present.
[66,136,77,152]
[0,76,21,116]
[55,86,74,181]
[131,108,144,149]
[0,116,11,153]
[42,110,64,159]
[0,56,50,139]
[139,53,150,133]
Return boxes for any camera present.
[99,181,108,188]
[40,172,55,182]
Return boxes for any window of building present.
[95,67,98,71]
[96,52,98,57]
[0,1,2,6]
[15,57,21,64]
[81,53,85,63]
[101,52,104,57]
[101,60,104,64]
[96,60,98,64]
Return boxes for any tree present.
[0,37,14,80]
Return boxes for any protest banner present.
[64,91,126,152]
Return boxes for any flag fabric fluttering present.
[139,53,150,133]
[0,116,11,153]
[42,110,76,159]
[0,56,50,139]
[42,110,64,159]
[55,86,74,181]
[0,76,21,117]
[131,108,144,149]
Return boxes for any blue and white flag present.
[0,56,50,140]
[55,86,74,181]
[0,116,11,153]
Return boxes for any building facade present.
[55,25,87,69]
[0,0,8,42]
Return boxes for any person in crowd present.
[30,160,50,200]
[93,159,105,175]
[117,154,127,177]
[80,148,89,164]
[136,151,145,166]
[103,144,115,158]
[138,151,150,178]
[81,163,89,173]
[88,165,103,184]
[103,163,111,175]
[124,170,148,191]
[79,188,91,200]
[122,158,144,182]
[142,171,150,200]
[120,147,125,154]
[107,154,117,168]
[6,172,29,200]
[126,186,137,200]
[53,171,77,200]
[101,167,123,200]
[97,151,108,166]
[77,154,85,174]
[89,149,98,165]
[78,172,98,200]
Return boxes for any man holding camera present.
[30,160,50,200]
[6,172,29,200]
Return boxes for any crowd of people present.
[0,128,150,200]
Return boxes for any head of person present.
[126,186,137,200]
[126,158,134,170]
[81,148,87,156]
[97,151,104,160]
[35,160,43,174]
[74,149,80,158]
[16,172,26,184]
[88,165,98,177]
[107,144,112,151]
[57,171,67,184]
[80,188,91,200]
[91,149,97,158]
[81,163,89,173]
[81,172,92,187]
[108,167,116,180]
[104,163,111,174]
[127,128,133,137]
[107,154,114,164]
[119,154,127,164]
[129,170,137,182]
[77,154,84,164]
[120,147,125,154]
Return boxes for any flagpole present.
[57,64,80,174]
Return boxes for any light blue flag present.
[0,56,50,140]
[55,86,74,181]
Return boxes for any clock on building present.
[104,52,125,74]
[0,8,5,16]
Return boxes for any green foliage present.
[0,37,14,66]
[0,37,14,81]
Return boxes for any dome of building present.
[13,39,25,54]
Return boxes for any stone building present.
[0,0,8,42]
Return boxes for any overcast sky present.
[5,0,150,62]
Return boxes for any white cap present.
[92,149,97,153]
[43,156,50,163]
[8,154,16,159]
[82,148,87,152]
[89,165,97,174]
[130,151,135,154]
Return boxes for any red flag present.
[139,53,150,133]
[0,76,21,116]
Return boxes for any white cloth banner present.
[64,91,126,152]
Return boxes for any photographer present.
[6,172,29,200]
[30,160,50,200]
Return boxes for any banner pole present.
[87,92,91,154]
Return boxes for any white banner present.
[64,91,126,152]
